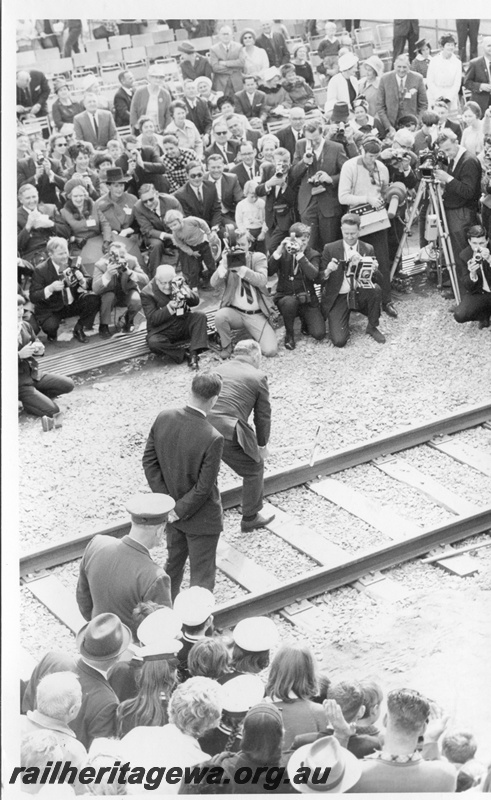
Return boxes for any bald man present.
[140,265,209,369]
[16,69,50,122]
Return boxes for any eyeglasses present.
[56,142,67,147]
[215,131,228,135]
[142,197,156,205]
[189,172,203,178]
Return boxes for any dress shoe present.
[241,510,276,532]
[121,312,135,333]
[284,334,296,350]
[366,324,386,344]
[184,350,200,370]
[219,343,233,359]
[383,302,398,318]
[301,323,310,336]
[478,317,490,329]
[47,333,58,342]
[73,324,88,343]
[99,324,112,339]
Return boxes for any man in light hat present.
[76,494,173,638]
[92,239,148,337]
[376,55,428,137]
[130,64,173,134]
[143,372,224,599]
[179,42,213,83]
[287,734,362,793]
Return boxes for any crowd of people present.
[16,19,491,417]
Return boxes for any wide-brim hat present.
[77,613,132,661]
[330,102,350,123]
[233,616,279,652]
[338,52,359,72]
[263,66,282,83]
[137,607,183,645]
[178,42,196,54]
[220,675,265,714]
[362,55,384,77]
[287,736,362,793]
[173,587,215,627]
[105,167,130,184]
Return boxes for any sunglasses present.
[142,197,156,205]
[215,131,228,135]
[56,142,67,147]
[189,172,203,178]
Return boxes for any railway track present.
[20,402,491,653]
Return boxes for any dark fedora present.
[77,613,132,661]
[330,102,350,123]
[105,167,130,184]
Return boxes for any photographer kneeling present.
[454,225,491,329]
[210,226,278,359]
[141,265,209,370]
[320,213,386,346]
[93,242,149,338]
[268,223,326,350]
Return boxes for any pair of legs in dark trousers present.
[456,20,480,62]
[359,229,392,303]
[178,241,215,288]
[19,373,74,417]
[37,295,101,338]
[454,292,491,324]
[276,296,326,340]
[98,290,141,325]
[222,434,264,519]
[145,240,178,279]
[321,286,382,347]
[446,206,479,292]
[147,312,209,363]
[393,27,419,63]
[165,522,220,601]
[301,204,342,253]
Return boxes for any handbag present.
[350,203,390,236]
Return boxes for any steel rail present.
[20,402,491,577]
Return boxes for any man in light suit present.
[209,26,244,95]
[208,340,275,532]
[291,119,347,251]
[234,76,267,120]
[92,241,149,337]
[143,373,224,600]
[73,93,118,149]
[206,154,243,225]
[464,38,491,116]
[76,494,173,637]
[377,55,428,136]
[276,107,306,159]
[174,162,223,229]
[129,64,173,133]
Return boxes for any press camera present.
[345,256,377,289]
[418,147,449,179]
[224,223,247,269]
[108,248,129,274]
[171,275,189,315]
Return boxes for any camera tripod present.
[389,176,461,304]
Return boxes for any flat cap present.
[178,42,196,54]
[173,587,216,626]
[233,616,279,652]
[126,493,175,524]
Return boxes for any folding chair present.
[131,33,154,48]
[17,50,36,67]
[123,46,148,80]
[98,49,123,84]
[34,47,61,62]
[85,39,109,54]
[108,35,132,51]
[146,43,170,62]
[152,30,175,44]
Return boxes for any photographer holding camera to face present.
[93,241,149,338]
[453,225,491,329]
[268,222,326,350]
[210,225,278,359]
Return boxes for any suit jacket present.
[443,149,482,211]
[206,173,243,216]
[73,109,118,149]
[92,254,148,295]
[181,55,213,82]
[113,86,133,127]
[30,256,93,318]
[292,138,347,219]
[255,163,300,229]
[17,204,69,258]
[17,157,65,207]
[459,245,491,293]
[76,534,171,636]
[18,321,42,385]
[268,245,321,303]
[209,42,244,93]
[130,85,172,132]
[174,181,222,227]
[133,194,182,244]
[205,139,241,165]
[182,97,213,136]
[230,160,262,188]
[276,125,305,159]
[376,70,428,130]
[208,358,271,461]
[234,90,267,119]
[141,278,201,335]
[142,406,224,536]
[320,239,376,314]
[255,32,290,68]
[464,57,491,116]
[16,70,50,117]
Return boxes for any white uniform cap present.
[233,616,279,652]
[220,674,265,713]
[173,587,216,627]
[138,638,183,661]
[137,607,183,645]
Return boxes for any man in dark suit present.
[255,20,290,68]
[434,130,482,292]
[454,226,491,328]
[113,70,135,128]
[291,119,347,251]
[392,20,420,64]
[377,55,428,136]
[178,41,213,82]
[143,372,224,600]
[21,614,132,749]
[17,184,69,265]
[226,115,261,150]
[256,147,300,252]
[73,93,118,149]
[433,97,462,141]
[320,213,386,346]
[208,340,275,532]
[206,154,243,225]
[174,162,223,228]
[16,69,50,121]
[230,141,262,188]
[117,138,170,195]
[77,494,173,638]
[234,76,267,119]
[276,107,306,159]
[181,80,213,136]
[133,183,182,277]
[29,237,101,343]
[464,38,491,116]
[17,138,66,208]
[205,119,241,165]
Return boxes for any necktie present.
[399,78,405,99]
[242,279,254,303]
[197,187,203,203]
[92,114,99,138]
